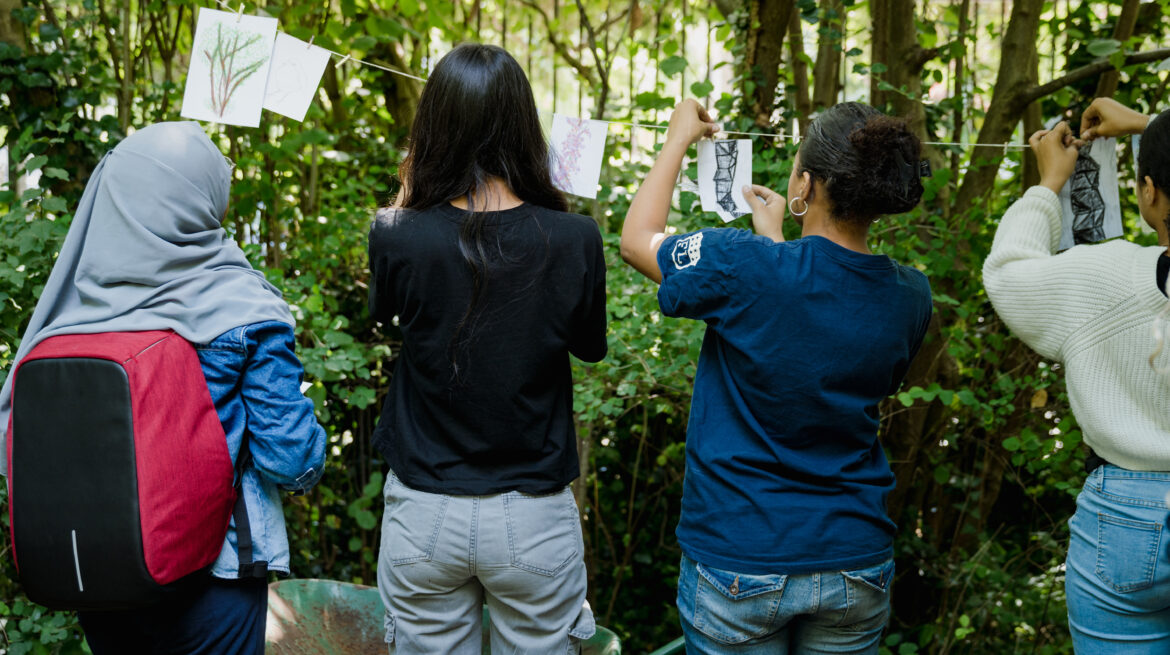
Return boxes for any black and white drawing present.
[1057,137,1122,250]
[698,139,752,222]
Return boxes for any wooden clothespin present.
[307,35,315,50]
[337,53,351,67]
[236,4,245,22]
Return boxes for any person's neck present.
[451,178,523,211]
[799,208,872,254]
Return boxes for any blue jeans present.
[677,554,892,654]
[1066,465,1170,653]
[79,576,266,655]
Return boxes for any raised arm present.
[983,123,1098,360]
[619,99,718,283]
[1080,97,1152,141]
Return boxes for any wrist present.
[1039,177,1066,194]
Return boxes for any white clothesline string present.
[210,1,1033,151]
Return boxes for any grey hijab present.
[1,122,293,472]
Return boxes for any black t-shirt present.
[367,203,607,495]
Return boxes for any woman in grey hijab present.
[2,122,327,655]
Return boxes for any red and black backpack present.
[6,330,253,610]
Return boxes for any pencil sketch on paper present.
[263,32,332,122]
[549,114,608,199]
[1057,137,1122,250]
[697,139,752,222]
[180,8,277,128]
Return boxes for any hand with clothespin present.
[1029,122,1085,195]
[1080,98,1152,141]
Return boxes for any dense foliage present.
[2,1,1170,653]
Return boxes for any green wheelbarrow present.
[265,579,621,654]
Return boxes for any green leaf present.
[351,35,377,51]
[24,155,48,172]
[42,196,67,213]
[870,62,888,74]
[660,55,688,77]
[41,167,68,180]
[1002,436,1021,452]
[1086,39,1121,57]
[690,79,715,97]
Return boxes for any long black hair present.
[396,43,566,376]
[798,102,924,224]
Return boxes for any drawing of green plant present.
[201,21,269,117]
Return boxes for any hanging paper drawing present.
[263,32,332,122]
[1057,137,1122,250]
[549,114,609,199]
[180,8,278,128]
[697,139,752,222]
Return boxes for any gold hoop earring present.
[789,197,809,216]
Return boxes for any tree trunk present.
[953,0,1044,214]
[811,0,844,111]
[1094,0,1140,98]
[0,0,26,53]
[950,0,970,179]
[787,10,811,134]
[743,0,796,128]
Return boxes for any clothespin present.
[307,35,315,50]
[337,53,351,68]
[236,4,245,22]
[1003,141,1010,158]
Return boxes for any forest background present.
[2,0,1169,653]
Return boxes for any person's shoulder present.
[535,206,601,233]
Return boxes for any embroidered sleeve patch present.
[672,233,703,270]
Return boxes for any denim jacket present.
[194,320,327,579]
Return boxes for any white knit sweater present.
[983,186,1170,471]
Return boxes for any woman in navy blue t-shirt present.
[620,100,933,653]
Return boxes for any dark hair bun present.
[798,103,924,223]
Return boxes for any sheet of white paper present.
[697,139,752,222]
[549,114,609,199]
[1058,137,1122,250]
[181,8,278,127]
[263,32,332,122]
[0,146,8,188]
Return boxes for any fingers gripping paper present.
[697,139,752,223]
[181,8,279,128]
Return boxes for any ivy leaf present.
[660,55,687,77]
[690,79,715,97]
[41,167,68,180]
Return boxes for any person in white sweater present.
[983,98,1170,654]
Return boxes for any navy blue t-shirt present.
[657,229,932,575]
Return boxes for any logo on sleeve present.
[672,233,703,269]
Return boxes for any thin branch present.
[1020,48,1170,107]
[516,0,597,85]
[574,0,609,83]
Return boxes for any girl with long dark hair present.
[620,99,933,653]
[367,43,606,654]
